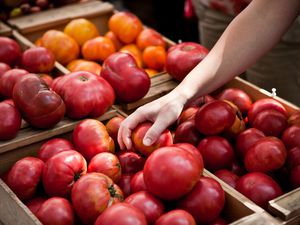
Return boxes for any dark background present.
[105,0,200,43]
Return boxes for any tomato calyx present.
[79,76,89,82]
[182,45,196,51]
[108,184,123,200]
[74,172,81,182]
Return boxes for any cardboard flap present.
[7,1,114,34]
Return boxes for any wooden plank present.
[230,212,281,225]
[268,187,300,221]
[0,21,12,37]
[0,180,41,225]
[0,108,117,155]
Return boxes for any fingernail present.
[143,138,152,146]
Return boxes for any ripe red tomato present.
[38,138,75,162]
[286,146,300,170]
[154,209,196,225]
[0,100,22,140]
[172,143,204,167]
[289,165,300,188]
[7,157,44,201]
[236,172,283,209]
[94,202,147,225]
[117,151,145,174]
[13,74,65,128]
[214,169,239,189]
[244,137,287,173]
[71,173,124,225]
[88,152,122,183]
[125,191,165,224]
[174,120,202,146]
[36,197,75,225]
[52,71,115,119]
[25,196,47,216]
[143,146,202,200]
[197,136,234,172]
[117,173,134,198]
[281,125,300,150]
[43,150,87,197]
[177,177,225,224]
[130,171,147,193]
[73,119,115,161]
[0,37,21,66]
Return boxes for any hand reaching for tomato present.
[118,90,187,150]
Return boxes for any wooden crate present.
[0,21,12,37]
[0,149,271,224]
[0,109,120,225]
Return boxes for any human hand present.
[117,90,187,150]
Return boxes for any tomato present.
[177,177,225,224]
[289,165,300,188]
[236,172,283,209]
[43,150,87,197]
[88,152,122,183]
[0,68,29,98]
[73,119,115,161]
[25,196,47,216]
[36,197,75,225]
[13,74,65,128]
[197,136,235,172]
[94,202,147,225]
[0,37,21,66]
[286,146,300,170]
[143,146,202,200]
[0,62,11,78]
[117,151,145,174]
[125,191,165,224]
[71,173,124,225]
[174,120,202,146]
[154,209,196,225]
[7,157,44,201]
[52,71,115,119]
[130,171,147,193]
[0,100,22,140]
[244,137,287,173]
[117,173,134,198]
[101,52,150,103]
[214,169,239,189]
[38,138,75,162]
[281,125,300,150]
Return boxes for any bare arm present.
[175,0,300,102]
[118,0,300,149]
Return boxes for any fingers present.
[118,110,148,150]
[143,113,177,146]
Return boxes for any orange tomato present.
[41,30,79,65]
[104,31,123,51]
[144,68,159,78]
[64,18,99,46]
[142,46,166,71]
[108,11,143,44]
[136,28,166,50]
[119,44,143,68]
[82,36,116,62]
[67,59,102,75]
[35,37,42,47]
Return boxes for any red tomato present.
[117,173,134,198]
[236,172,283,209]
[244,137,287,173]
[286,146,300,169]
[130,171,147,193]
[207,217,228,225]
[36,197,75,225]
[125,191,165,224]
[172,143,204,167]
[88,152,122,183]
[38,138,75,162]
[43,150,87,197]
[0,68,29,98]
[177,177,225,224]
[25,196,47,216]
[13,74,65,128]
[73,119,115,161]
[289,165,300,188]
[117,151,145,174]
[281,125,300,150]
[214,169,239,189]
[197,136,235,172]
[0,62,11,79]
[7,157,44,201]
[71,173,124,225]
[0,100,22,140]
[143,146,202,200]
[154,209,196,225]
[52,71,115,119]
[94,202,147,225]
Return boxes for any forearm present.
[174,0,300,103]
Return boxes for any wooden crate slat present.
[0,108,117,155]
[0,21,12,37]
